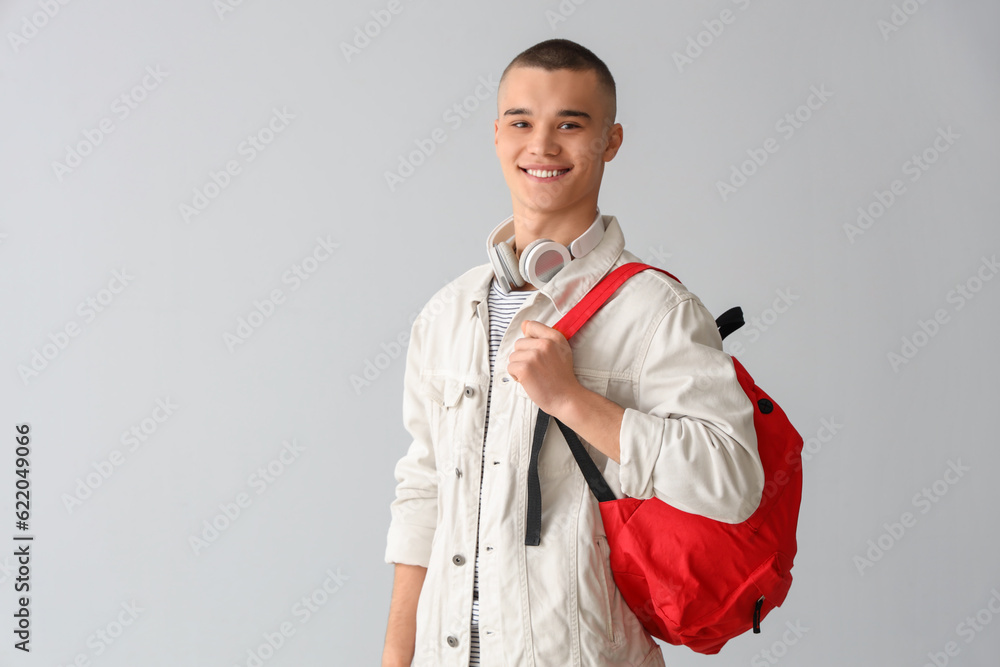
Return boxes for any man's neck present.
[511,200,600,264]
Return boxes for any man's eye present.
[512,121,529,128]
[559,123,580,130]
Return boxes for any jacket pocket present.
[577,372,610,399]
[419,372,474,471]
[595,534,623,646]
[535,372,610,479]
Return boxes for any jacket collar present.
[463,213,626,318]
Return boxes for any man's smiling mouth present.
[521,167,571,179]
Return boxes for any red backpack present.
[524,262,803,654]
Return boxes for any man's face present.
[494,66,622,222]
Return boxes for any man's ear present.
[603,122,624,162]
[494,118,500,149]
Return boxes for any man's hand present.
[507,320,582,416]
[509,319,625,464]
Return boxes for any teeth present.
[526,168,569,178]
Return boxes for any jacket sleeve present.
[617,296,764,523]
[384,314,438,567]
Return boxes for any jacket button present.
[464,386,475,398]
[446,635,459,648]
[455,467,462,478]
[502,376,510,383]
[452,554,466,566]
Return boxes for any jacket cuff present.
[384,521,435,567]
[618,407,662,500]
[617,406,763,523]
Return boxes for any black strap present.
[553,418,616,503]
[525,407,616,546]
[753,596,764,633]
[715,306,745,341]
[524,409,551,546]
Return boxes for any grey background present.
[2,0,998,665]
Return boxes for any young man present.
[382,39,764,667]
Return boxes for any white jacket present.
[384,215,764,667]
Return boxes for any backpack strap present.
[551,262,681,339]
[554,416,617,503]
[525,262,677,545]
[525,409,619,545]
[715,306,745,341]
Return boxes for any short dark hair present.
[500,38,617,122]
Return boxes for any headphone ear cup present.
[520,239,572,286]
[494,241,525,290]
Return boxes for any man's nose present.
[528,126,559,156]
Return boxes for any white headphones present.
[487,209,605,294]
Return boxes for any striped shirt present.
[469,277,533,666]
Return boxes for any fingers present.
[521,319,566,341]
